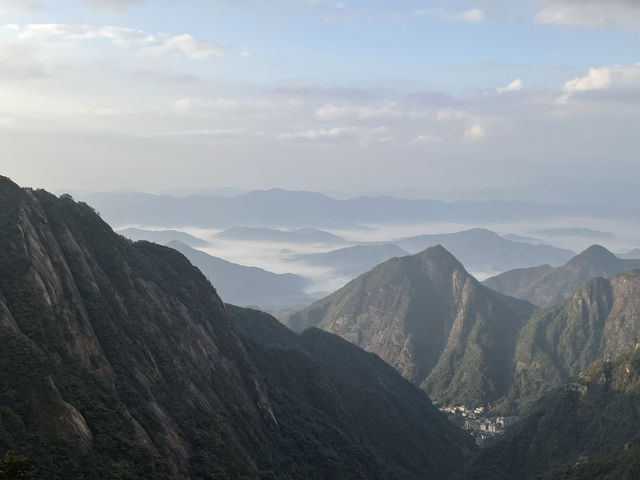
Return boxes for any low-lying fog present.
[116,216,640,295]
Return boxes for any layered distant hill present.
[618,248,640,260]
[483,245,640,307]
[216,226,344,244]
[118,227,209,247]
[293,244,409,278]
[469,346,640,479]
[166,241,315,309]
[0,176,473,479]
[79,189,638,229]
[287,245,536,407]
[395,228,575,273]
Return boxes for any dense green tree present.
[0,451,32,480]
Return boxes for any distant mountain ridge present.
[395,228,575,273]
[79,189,640,229]
[216,227,344,244]
[287,245,536,407]
[118,227,209,247]
[293,244,409,278]
[483,245,640,307]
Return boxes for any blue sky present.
[1,0,639,195]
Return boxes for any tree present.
[0,451,32,480]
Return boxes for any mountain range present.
[215,227,344,244]
[0,176,474,479]
[79,189,640,229]
[483,245,640,307]
[289,244,640,415]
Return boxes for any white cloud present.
[174,97,300,117]
[277,126,389,144]
[536,0,640,29]
[0,43,43,78]
[464,124,486,140]
[14,23,223,60]
[497,78,523,93]
[415,8,486,23]
[410,134,442,145]
[563,67,612,93]
[140,34,224,60]
[315,102,430,120]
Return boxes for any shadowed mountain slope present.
[484,245,640,307]
[227,305,476,480]
[287,245,536,407]
[468,346,640,479]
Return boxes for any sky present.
[0,0,639,196]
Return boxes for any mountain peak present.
[568,244,618,267]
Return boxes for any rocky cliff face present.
[0,177,276,478]
[0,176,473,479]
[287,246,536,407]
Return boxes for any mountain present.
[166,241,315,309]
[468,346,640,479]
[502,234,547,245]
[227,306,476,479]
[618,248,640,260]
[293,244,409,279]
[483,245,640,307]
[395,228,574,274]
[118,227,209,247]
[502,268,640,413]
[216,227,344,244]
[0,176,473,479]
[287,245,536,407]
[79,190,639,230]
[533,227,616,240]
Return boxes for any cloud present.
[83,0,145,13]
[140,34,224,60]
[315,101,432,120]
[0,43,43,78]
[0,0,42,19]
[173,97,300,116]
[563,67,612,93]
[277,126,390,144]
[14,23,224,60]
[414,8,486,23]
[410,134,442,145]
[536,0,640,29]
[497,78,523,93]
[464,125,486,140]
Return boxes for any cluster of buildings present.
[440,405,520,447]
